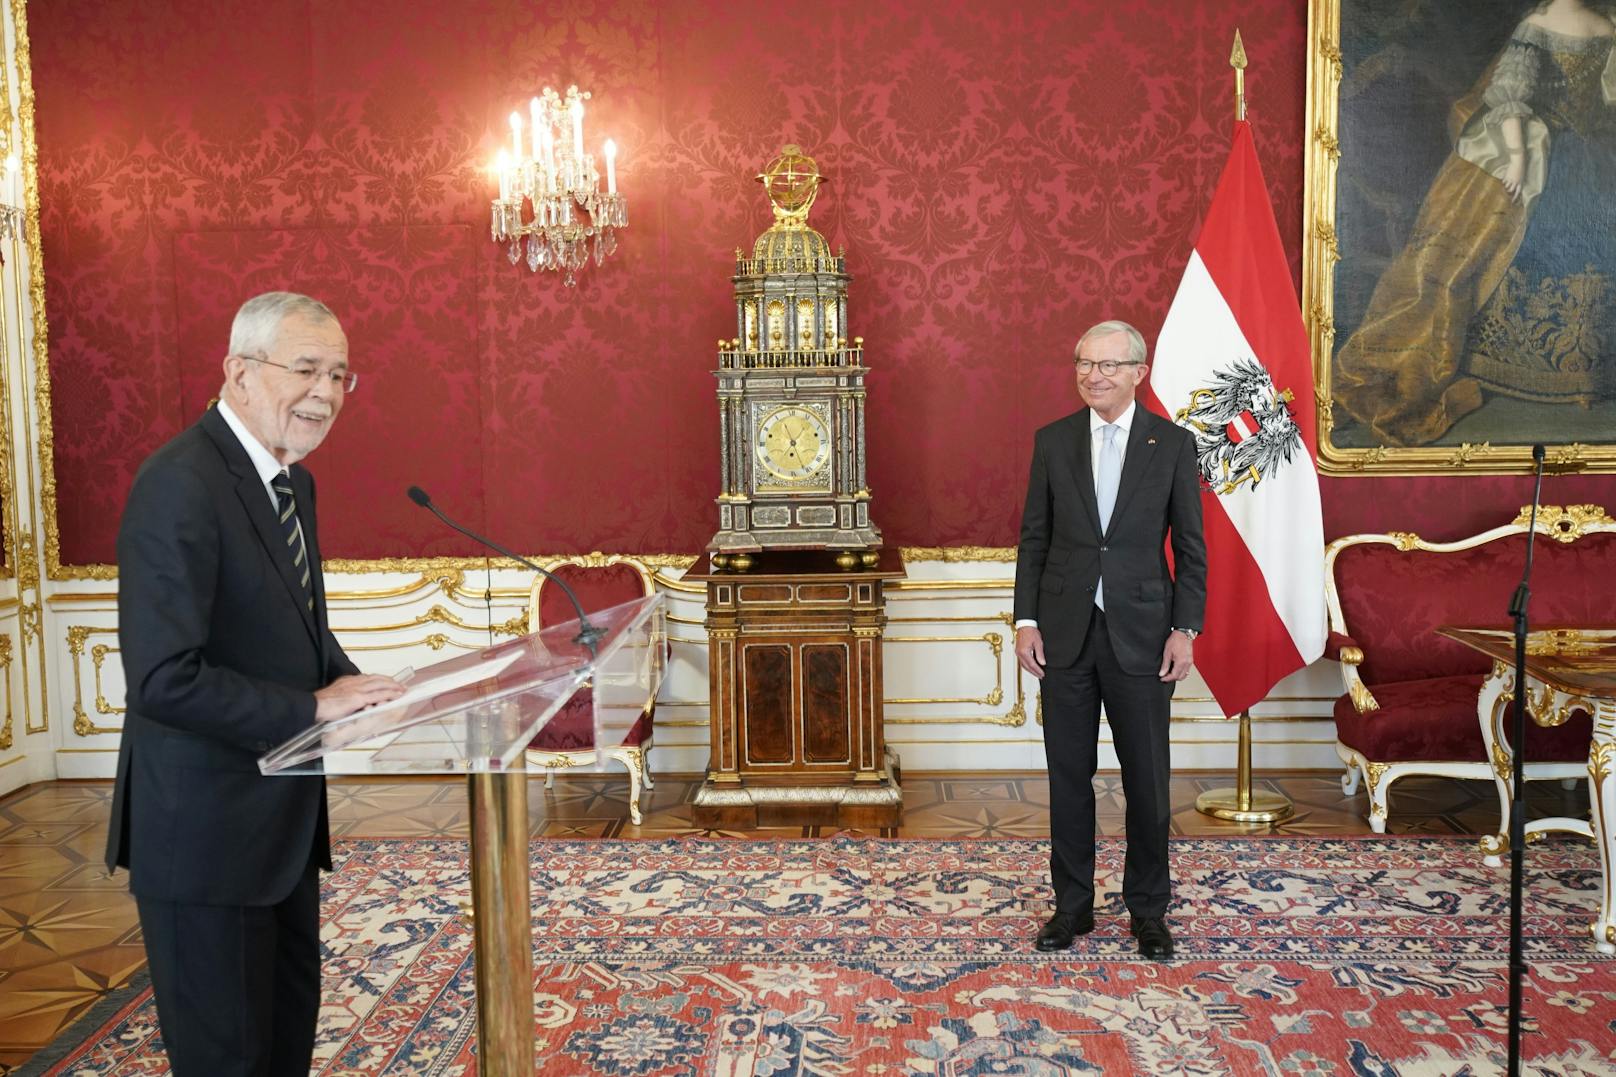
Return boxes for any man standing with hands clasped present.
[1013,319,1207,961]
[106,292,405,1075]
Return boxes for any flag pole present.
[1194,30,1294,826]
[1196,709,1294,822]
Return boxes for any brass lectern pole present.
[468,765,532,1075]
[1196,710,1294,823]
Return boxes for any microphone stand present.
[1505,443,1545,1077]
[407,487,604,652]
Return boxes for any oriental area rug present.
[23,836,1616,1076]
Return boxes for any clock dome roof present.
[751,221,833,269]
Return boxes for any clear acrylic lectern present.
[261,594,665,1076]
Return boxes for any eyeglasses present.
[1074,359,1142,376]
[246,355,359,393]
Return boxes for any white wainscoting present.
[34,556,1345,785]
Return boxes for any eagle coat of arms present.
[1173,357,1303,495]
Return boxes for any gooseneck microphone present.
[406,486,604,648]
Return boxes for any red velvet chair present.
[1323,505,1611,845]
[523,556,659,824]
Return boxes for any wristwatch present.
[1173,627,1199,641]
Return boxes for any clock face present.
[756,405,831,482]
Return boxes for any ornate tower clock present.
[691,147,902,829]
[709,145,880,568]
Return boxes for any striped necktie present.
[271,472,314,613]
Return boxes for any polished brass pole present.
[468,760,533,1075]
[1196,710,1294,822]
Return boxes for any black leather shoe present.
[1131,917,1174,960]
[1034,911,1095,952]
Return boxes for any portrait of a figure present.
[1329,0,1616,449]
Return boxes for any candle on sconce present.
[3,155,17,207]
[529,97,543,154]
[603,139,617,195]
[571,98,584,160]
[509,111,523,161]
[495,150,511,202]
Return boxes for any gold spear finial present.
[1230,29,1248,122]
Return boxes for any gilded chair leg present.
[611,747,646,825]
[1364,761,1391,834]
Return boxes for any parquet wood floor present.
[0,771,1591,1073]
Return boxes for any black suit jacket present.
[1014,405,1207,673]
[106,405,359,906]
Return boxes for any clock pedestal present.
[688,549,904,829]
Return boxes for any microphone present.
[406,486,604,648]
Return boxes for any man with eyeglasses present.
[1013,319,1206,962]
[107,291,404,1075]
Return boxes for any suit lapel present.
[1069,411,1104,538]
[202,408,320,647]
[1104,408,1163,541]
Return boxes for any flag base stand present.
[1195,710,1294,823]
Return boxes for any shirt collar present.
[1089,400,1137,437]
[216,400,286,486]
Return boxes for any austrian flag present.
[1145,120,1328,716]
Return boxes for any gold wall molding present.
[899,546,1015,563]
[0,633,13,749]
[47,547,1030,580]
[44,592,116,606]
[66,624,119,736]
[886,632,1004,708]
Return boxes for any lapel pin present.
[1147,437,1157,445]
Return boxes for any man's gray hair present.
[1074,319,1147,365]
[228,292,340,358]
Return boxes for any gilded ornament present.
[0,633,11,750]
[1592,740,1616,784]
[1347,677,1378,714]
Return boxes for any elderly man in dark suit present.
[106,291,404,1075]
[1014,319,1207,961]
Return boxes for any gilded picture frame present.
[1304,0,1616,474]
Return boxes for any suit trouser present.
[1041,607,1174,920]
[136,860,321,1077]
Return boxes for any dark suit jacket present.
[106,405,359,906]
[1014,405,1207,674]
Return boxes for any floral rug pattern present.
[29,836,1616,1076]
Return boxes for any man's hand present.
[1158,631,1194,682]
[315,674,406,722]
[1015,626,1046,680]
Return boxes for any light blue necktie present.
[1095,422,1121,610]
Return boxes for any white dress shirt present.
[216,402,307,553]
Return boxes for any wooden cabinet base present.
[692,749,903,829]
[687,549,905,830]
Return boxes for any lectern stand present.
[261,595,665,1076]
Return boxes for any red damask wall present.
[31,1,1612,564]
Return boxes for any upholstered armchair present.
[1324,506,1612,839]
[523,556,659,824]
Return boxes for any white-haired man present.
[107,291,404,1074]
[1013,319,1207,961]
